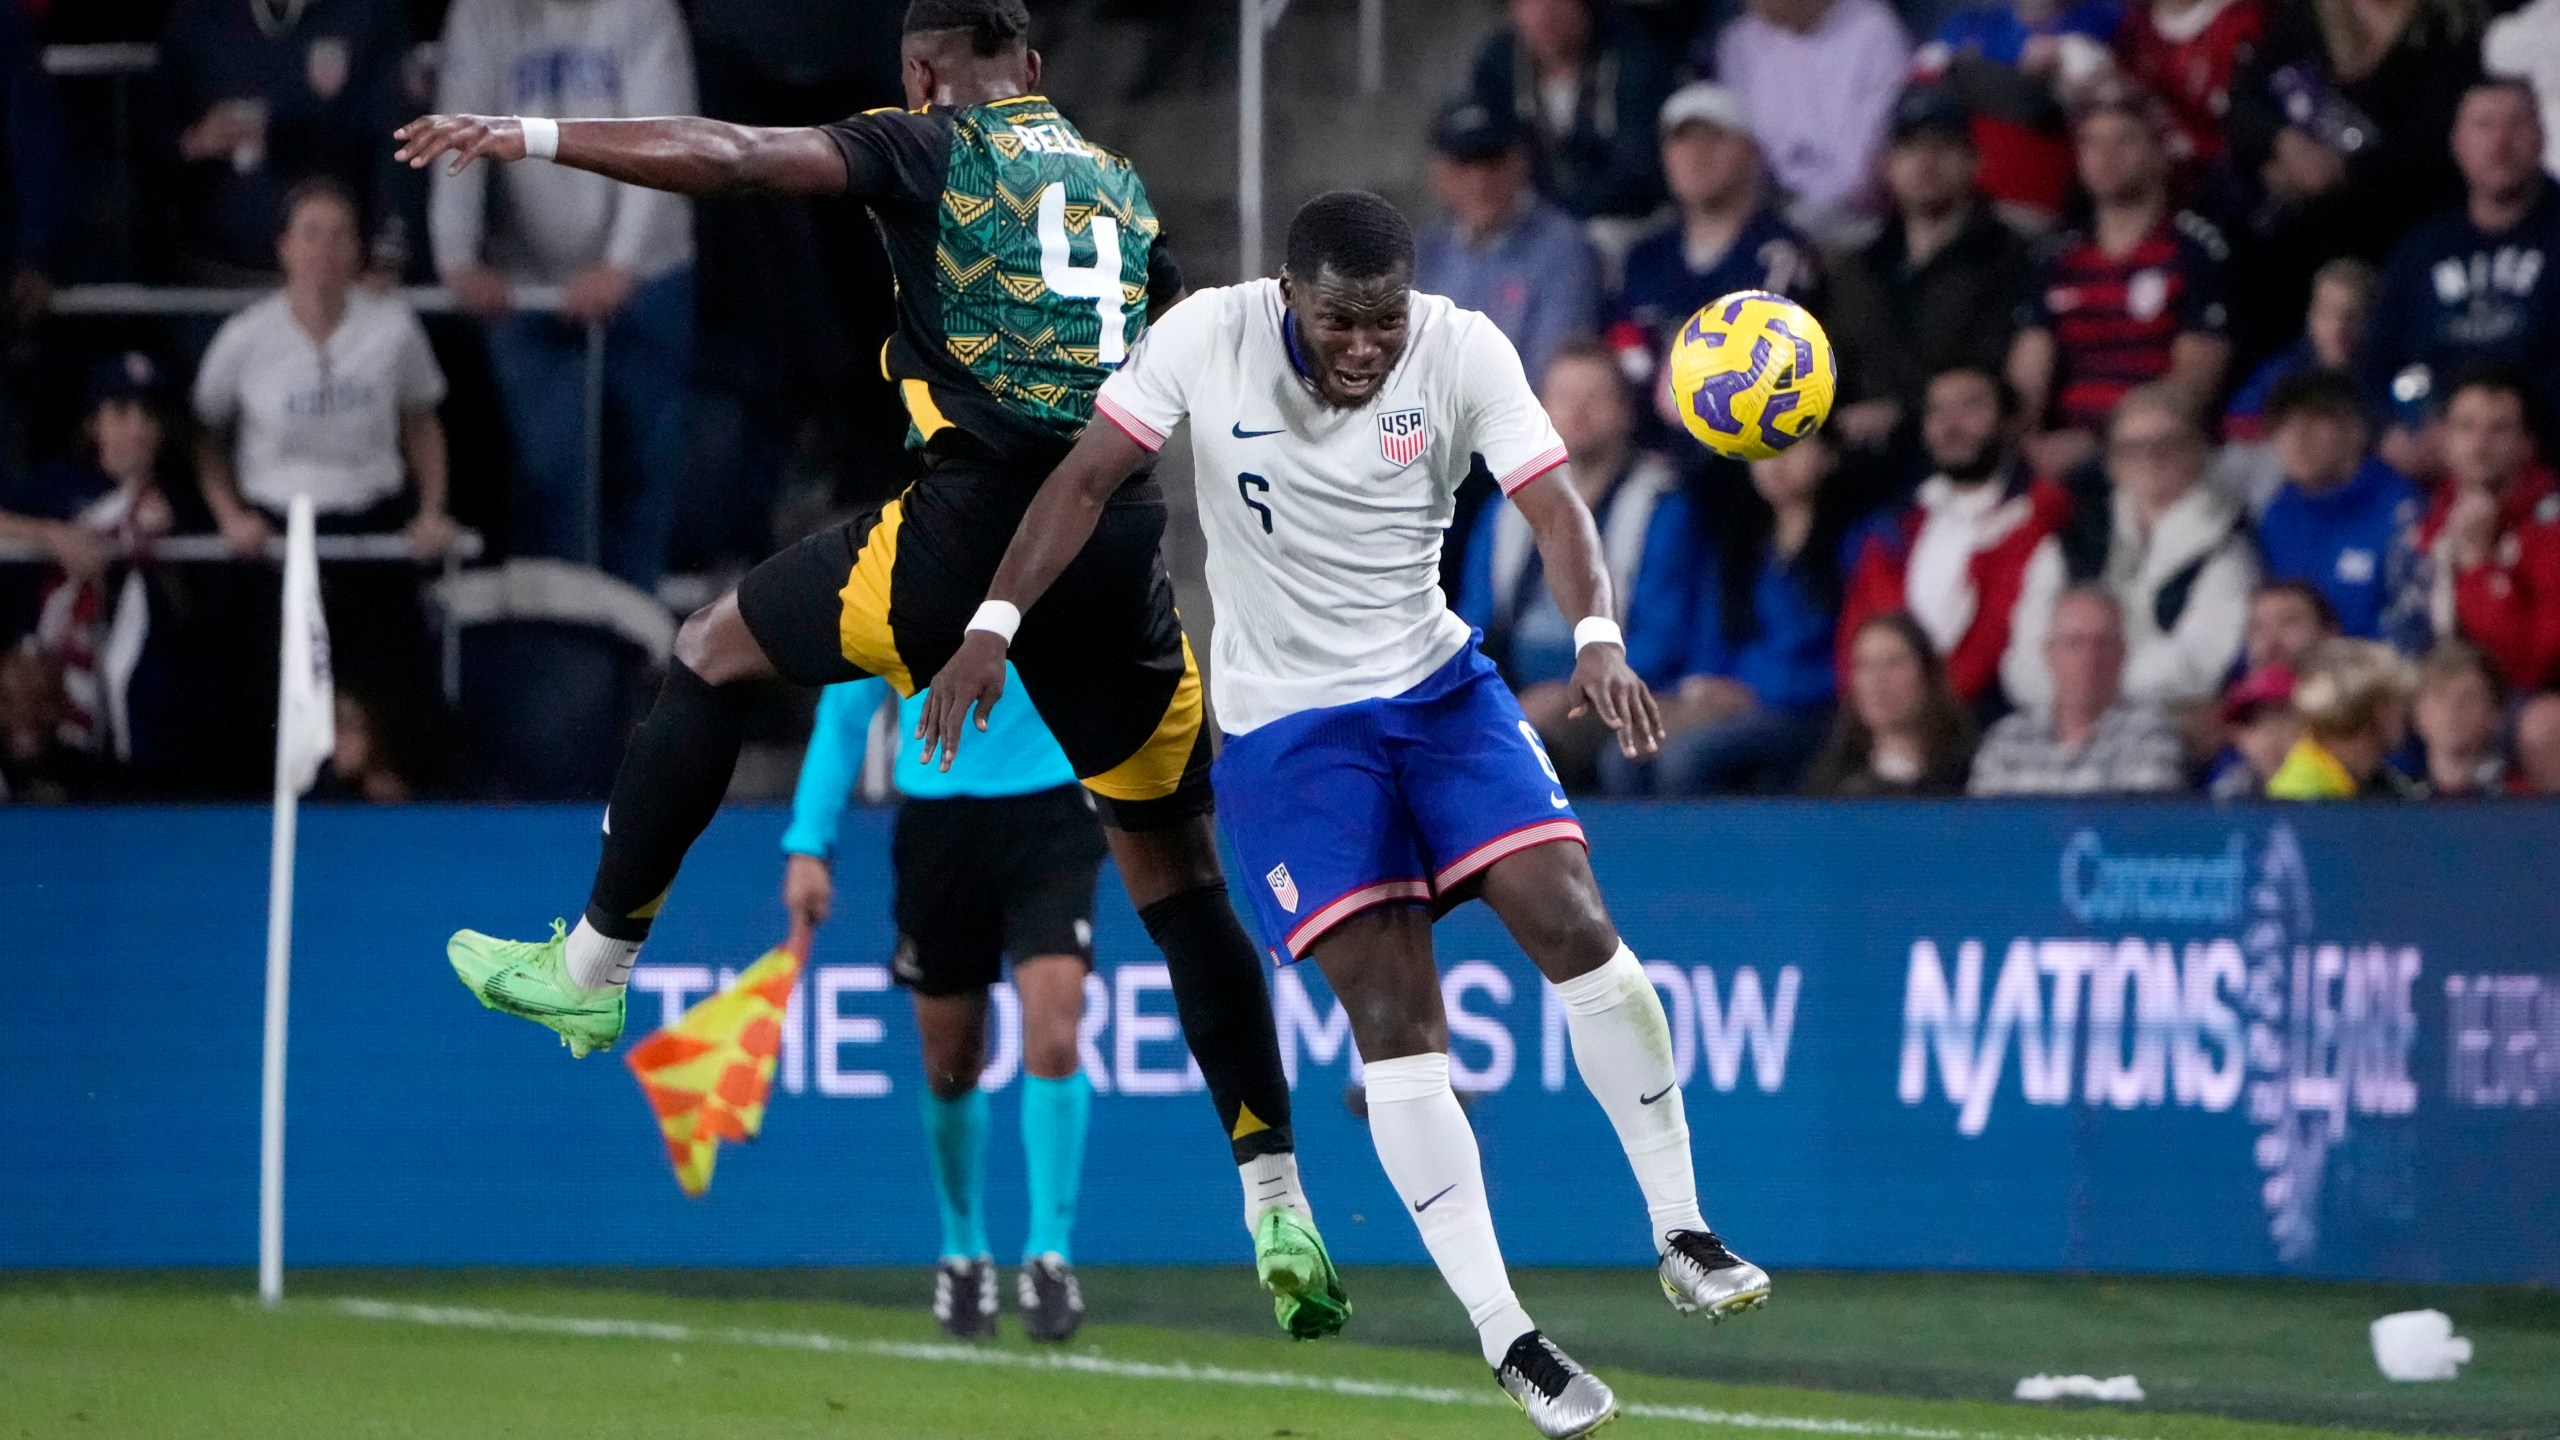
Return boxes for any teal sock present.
[1019,1072,1092,1263]
[921,1087,989,1260]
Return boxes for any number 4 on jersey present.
[1035,183,1125,365]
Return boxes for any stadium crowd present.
[3,0,2560,805]
[1434,0,2560,801]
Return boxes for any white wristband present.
[967,600,1022,644]
[519,116,559,161]
[1573,616,1624,653]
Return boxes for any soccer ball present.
[1667,290,1837,461]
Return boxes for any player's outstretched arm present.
[1511,472,1664,759]
[916,421,1153,768]
[393,115,846,197]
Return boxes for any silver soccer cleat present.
[1658,1228,1771,1319]
[1493,1331,1619,1439]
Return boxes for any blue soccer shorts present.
[1212,640,1587,962]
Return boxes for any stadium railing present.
[0,527,486,704]
[43,279,616,578]
[1237,0,1385,276]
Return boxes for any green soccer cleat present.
[1255,1207,1350,1341]
[447,920,626,1058]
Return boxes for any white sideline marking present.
[331,1298,2150,1440]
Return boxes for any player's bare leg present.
[1314,906,1616,1439]
[1475,841,1771,1320]
[447,592,777,1055]
[1106,818,1348,1338]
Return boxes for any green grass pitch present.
[3,1269,2552,1439]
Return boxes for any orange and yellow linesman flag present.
[623,944,802,1197]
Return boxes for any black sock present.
[1141,883,1295,1164]
[584,660,753,942]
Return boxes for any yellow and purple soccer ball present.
[1667,290,1837,461]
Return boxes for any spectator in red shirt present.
[2008,96,2232,478]
[2417,371,2560,694]
[2114,0,2266,173]
[1837,363,2071,708]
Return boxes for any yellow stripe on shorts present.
[837,499,916,695]
[1081,632,1204,803]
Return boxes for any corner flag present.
[260,495,335,1307]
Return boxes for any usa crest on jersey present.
[1377,407,1428,468]
[1265,861,1299,914]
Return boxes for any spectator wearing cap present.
[0,355,175,601]
[2003,384,2257,713]
[2266,637,2420,799]
[1606,83,1817,431]
[2207,661,2298,798]
[1824,89,2036,453]
[1457,342,1696,787]
[2417,371,2560,695]
[2008,96,2230,479]
[1420,98,1603,398]
[158,0,418,280]
[432,0,698,591]
[2195,578,2335,788]
[2363,79,2560,480]
[1836,363,2071,707]
[1465,0,1675,224]
[2411,638,2508,796]
[1803,611,1979,796]
[1703,0,1912,243]
[1910,0,2121,225]
[1970,584,2188,794]
[0,354,178,762]
[2113,0,2267,176]
[2254,367,2425,646]
[2223,257,2373,444]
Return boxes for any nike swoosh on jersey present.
[1413,1183,1460,1213]
[1550,792,1571,809]
[1640,1085,1674,1105]
[1231,422,1285,438]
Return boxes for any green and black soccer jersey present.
[821,96,1180,465]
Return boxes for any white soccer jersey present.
[1093,279,1567,735]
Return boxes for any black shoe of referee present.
[1018,1253,1086,1343]
[933,1256,998,1341]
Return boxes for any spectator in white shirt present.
[2002,384,2257,714]
[193,176,454,785]
[194,176,454,557]
[1704,0,1912,244]
[430,0,697,590]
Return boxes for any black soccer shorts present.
[889,785,1106,997]
[738,452,1212,829]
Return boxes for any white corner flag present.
[260,495,334,1307]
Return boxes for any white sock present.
[562,917,640,993]
[1556,943,1708,1253]
[1240,1149,1310,1230]
[1363,1051,1535,1367]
